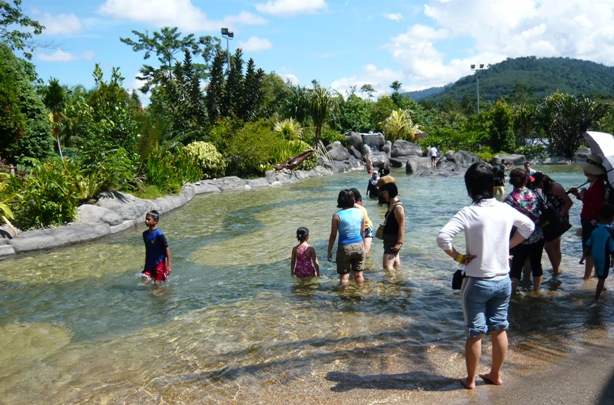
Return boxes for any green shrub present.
[140,148,184,194]
[514,144,548,160]
[182,141,226,179]
[302,125,345,146]
[9,158,81,229]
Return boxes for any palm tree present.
[308,83,336,148]
[43,78,66,158]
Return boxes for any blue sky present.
[22,0,614,100]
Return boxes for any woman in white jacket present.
[437,162,535,390]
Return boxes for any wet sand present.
[224,330,614,405]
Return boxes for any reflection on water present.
[1,166,613,403]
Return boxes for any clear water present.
[1,166,613,403]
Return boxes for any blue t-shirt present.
[337,208,363,245]
[143,228,169,269]
[586,224,614,278]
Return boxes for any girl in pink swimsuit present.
[291,227,320,284]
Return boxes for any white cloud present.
[384,13,403,22]
[224,12,267,26]
[280,73,299,85]
[239,37,272,52]
[37,49,95,62]
[376,0,614,91]
[40,13,82,35]
[99,0,214,31]
[331,64,403,99]
[255,0,327,16]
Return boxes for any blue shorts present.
[364,226,374,238]
[461,277,511,338]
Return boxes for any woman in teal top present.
[327,189,366,286]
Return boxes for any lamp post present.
[221,28,234,71]
[470,63,487,114]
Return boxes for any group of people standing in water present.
[291,163,405,286]
[437,156,614,390]
[290,156,614,391]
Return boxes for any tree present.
[0,0,44,60]
[489,100,515,152]
[308,83,336,148]
[120,26,219,94]
[361,84,375,100]
[204,50,225,125]
[338,92,372,132]
[42,78,66,158]
[238,58,265,121]
[535,92,608,157]
[370,96,397,131]
[0,43,52,164]
[222,48,244,118]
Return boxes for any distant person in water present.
[142,210,172,285]
[367,171,379,199]
[291,227,320,285]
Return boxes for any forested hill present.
[413,56,614,102]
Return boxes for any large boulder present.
[361,132,385,152]
[344,132,363,151]
[391,140,422,158]
[326,141,351,161]
[493,154,526,166]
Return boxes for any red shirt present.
[580,180,605,221]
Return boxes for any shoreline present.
[0,161,362,257]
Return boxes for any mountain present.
[413,56,614,103]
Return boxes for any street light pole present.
[221,28,234,71]
[470,64,487,114]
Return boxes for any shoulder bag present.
[375,202,402,239]
[537,193,572,242]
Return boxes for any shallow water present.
[1,166,613,404]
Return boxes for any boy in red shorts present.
[142,210,172,285]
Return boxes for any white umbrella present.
[583,131,614,187]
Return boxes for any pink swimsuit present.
[294,245,316,278]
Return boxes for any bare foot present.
[479,373,503,385]
[459,377,475,390]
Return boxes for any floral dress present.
[294,245,316,278]
[504,187,545,244]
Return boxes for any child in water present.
[291,227,320,284]
[585,204,614,302]
[142,210,172,285]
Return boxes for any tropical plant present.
[8,158,81,230]
[269,139,317,171]
[380,109,420,142]
[274,118,302,139]
[308,83,336,148]
[0,172,17,234]
[182,141,226,179]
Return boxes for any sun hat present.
[579,154,605,175]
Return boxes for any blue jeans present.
[461,277,512,338]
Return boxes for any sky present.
[20,0,614,100]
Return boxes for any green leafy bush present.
[140,148,200,194]
[182,141,226,179]
[9,158,81,229]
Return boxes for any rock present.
[406,157,431,174]
[344,132,363,151]
[493,154,526,166]
[391,140,422,158]
[348,145,362,159]
[326,141,351,161]
[76,204,123,226]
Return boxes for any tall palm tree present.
[308,84,336,148]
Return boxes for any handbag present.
[537,194,572,242]
[452,269,465,290]
[375,202,401,240]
